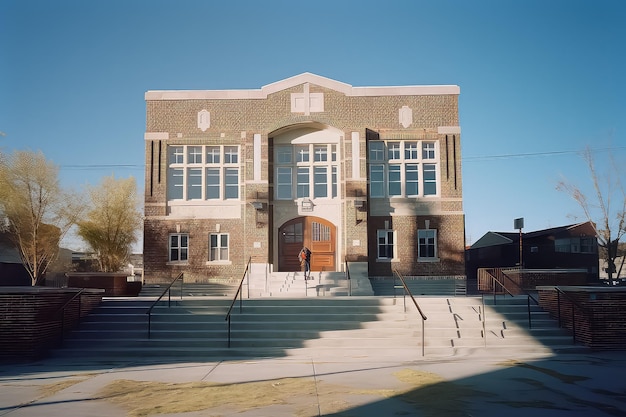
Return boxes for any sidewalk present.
[1,350,625,417]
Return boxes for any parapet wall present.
[0,287,103,359]
[538,286,626,350]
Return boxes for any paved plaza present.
[1,349,625,417]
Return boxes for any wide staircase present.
[49,282,585,362]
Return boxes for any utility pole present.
[514,218,524,267]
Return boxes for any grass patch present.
[98,368,498,417]
[99,377,316,417]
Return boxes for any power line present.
[463,146,626,162]
[56,146,626,169]
[60,164,143,170]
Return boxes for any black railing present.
[392,269,428,356]
[344,259,352,296]
[146,272,184,338]
[485,268,538,329]
[225,257,252,348]
[555,286,591,344]
[56,288,86,344]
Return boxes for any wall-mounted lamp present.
[354,198,367,224]
[250,201,265,211]
[250,201,267,227]
[353,199,367,211]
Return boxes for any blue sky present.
[1,0,625,250]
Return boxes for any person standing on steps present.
[299,246,311,280]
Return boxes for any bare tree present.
[557,146,626,282]
[77,175,142,272]
[0,150,84,285]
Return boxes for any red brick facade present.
[143,73,465,283]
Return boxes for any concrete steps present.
[248,270,374,297]
[49,289,586,361]
[370,277,466,296]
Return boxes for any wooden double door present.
[278,216,336,272]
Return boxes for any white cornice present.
[145,72,460,101]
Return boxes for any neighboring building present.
[465,221,600,291]
[0,232,30,286]
[143,73,464,284]
[0,232,73,287]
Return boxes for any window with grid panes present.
[274,144,339,200]
[169,233,188,262]
[166,145,239,201]
[368,140,439,198]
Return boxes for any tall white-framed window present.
[314,166,328,198]
[187,168,202,199]
[423,164,437,196]
[169,168,184,200]
[418,229,437,260]
[388,165,402,196]
[370,165,385,198]
[296,167,310,198]
[406,164,419,196]
[167,145,240,201]
[169,233,189,262]
[209,233,229,262]
[377,229,395,260]
[275,144,338,200]
[368,140,439,198]
[276,167,293,199]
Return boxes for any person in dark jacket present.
[298,246,311,279]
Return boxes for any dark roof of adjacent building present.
[469,222,595,250]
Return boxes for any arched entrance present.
[278,217,336,272]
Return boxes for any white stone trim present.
[145,72,460,101]
[351,132,360,179]
[145,132,169,140]
[437,126,461,134]
[253,134,261,181]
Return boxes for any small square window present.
[169,233,189,262]
[369,141,384,161]
[405,142,418,160]
[296,145,310,163]
[188,146,203,164]
[206,146,220,163]
[224,146,238,164]
[388,142,401,160]
[209,233,229,261]
[377,230,395,259]
[418,229,437,259]
[422,142,436,159]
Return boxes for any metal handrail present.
[499,269,540,306]
[344,258,352,296]
[56,288,86,343]
[554,286,591,344]
[485,268,537,329]
[392,268,428,356]
[146,272,184,338]
[225,257,252,347]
